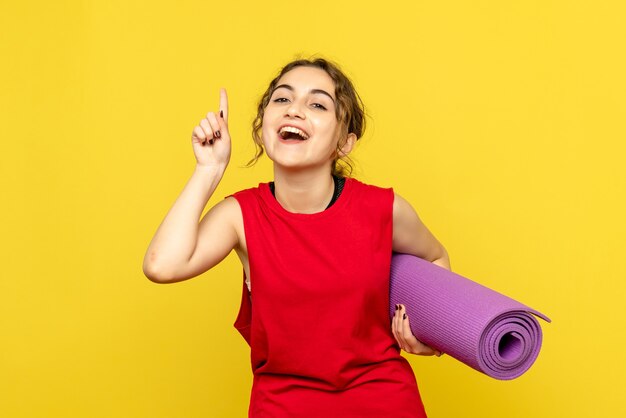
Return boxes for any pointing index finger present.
[219,88,229,122]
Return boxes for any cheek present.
[261,124,270,140]
[326,122,343,143]
[314,117,339,137]
[261,120,273,143]
[261,109,277,138]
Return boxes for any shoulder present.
[208,184,267,226]
[202,196,246,253]
[344,178,395,221]
[202,196,243,230]
[230,183,265,199]
[227,183,269,208]
[347,177,394,200]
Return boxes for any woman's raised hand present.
[191,88,231,168]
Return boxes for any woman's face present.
[261,66,343,172]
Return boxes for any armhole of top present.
[233,270,252,346]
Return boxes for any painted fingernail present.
[220,110,223,118]
[209,139,214,145]
[403,313,407,320]
[395,304,399,310]
[215,130,221,138]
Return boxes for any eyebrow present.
[273,84,335,103]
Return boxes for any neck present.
[272,165,335,214]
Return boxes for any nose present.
[285,100,305,119]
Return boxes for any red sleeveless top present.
[231,178,427,417]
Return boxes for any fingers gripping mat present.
[389,253,550,380]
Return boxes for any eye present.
[312,103,327,110]
[272,97,289,103]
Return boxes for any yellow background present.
[2,1,624,416]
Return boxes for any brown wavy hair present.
[248,57,366,177]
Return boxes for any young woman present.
[143,58,450,417]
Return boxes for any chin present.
[270,158,307,171]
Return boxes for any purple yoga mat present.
[389,253,550,380]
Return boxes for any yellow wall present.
[2,1,624,416]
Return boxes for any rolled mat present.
[389,253,550,380]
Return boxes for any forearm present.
[143,164,226,276]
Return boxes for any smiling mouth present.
[278,126,309,141]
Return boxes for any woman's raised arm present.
[142,89,238,283]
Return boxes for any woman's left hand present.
[392,304,443,357]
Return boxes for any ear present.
[339,133,358,156]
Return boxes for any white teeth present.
[279,126,309,140]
